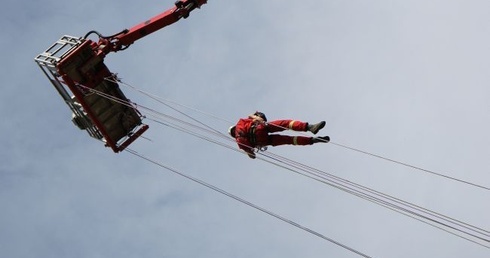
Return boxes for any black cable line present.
[126,149,373,258]
[80,79,490,249]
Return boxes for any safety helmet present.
[228,125,236,138]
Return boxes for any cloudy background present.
[1,0,489,257]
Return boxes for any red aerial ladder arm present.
[97,0,207,53]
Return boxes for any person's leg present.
[267,120,308,133]
[269,134,312,146]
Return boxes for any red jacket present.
[234,118,267,156]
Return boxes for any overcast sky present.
[1,0,489,257]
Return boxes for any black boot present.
[312,136,330,144]
[308,121,326,134]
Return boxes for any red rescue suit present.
[233,118,313,156]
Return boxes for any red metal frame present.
[44,0,207,152]
[117,124,150,152]
[57,40,142,152]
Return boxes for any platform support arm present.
[108,0,207,52]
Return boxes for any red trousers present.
[254,120,312,146]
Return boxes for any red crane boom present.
[96,0,207,54]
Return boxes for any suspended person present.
[228,111,330,159]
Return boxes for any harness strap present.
[249,124,257,145]
[238,122,267,152]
